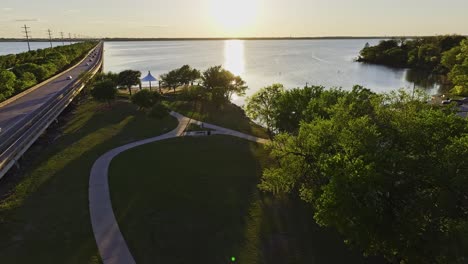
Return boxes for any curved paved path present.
[88,111,269,264]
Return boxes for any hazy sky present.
[1,0,467,38]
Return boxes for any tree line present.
[89,65,247,105]
[0,41,98,102]
[245,84,468,263]
[159,64,247,102]
[88,65,247,118]
[357,36,468,96]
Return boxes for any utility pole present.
[22,24,31,52]
[47,29,53,48]
[60,31,65,45]
[68,33,72,44]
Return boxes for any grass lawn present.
[0,97,178,263]
[167,98,270,139]
[109,136,384,264]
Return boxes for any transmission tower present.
[60,31,65,45]
[22,24,31,51]
[68,33,72,44]
[47,29,53,48]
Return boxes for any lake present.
[104,40,447,105]
[1,40,447,105]
[0,42,74,56]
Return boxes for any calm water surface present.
[104,40,446,105]
[0,40,446,105]
[0,42,73,56]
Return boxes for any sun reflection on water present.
[224,40,245,76]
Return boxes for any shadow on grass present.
[0,99,178,264]
[109,136,385,264]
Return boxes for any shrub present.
[148,103,170,119]
[131,89,162,109]
[179,85,206,101]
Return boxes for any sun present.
[210,0,260,35]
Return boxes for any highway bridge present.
[0,42,104,179]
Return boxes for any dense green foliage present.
[443,39,468,96]
[246,84,347,134]
[202,65,247,102]
[358,36,466,73]
[131,89,161,109]
[0,41,97,102]
[255,85,468,263]
[245,84,285,135]
[91,79,117,105]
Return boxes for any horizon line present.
[1,34,467,42]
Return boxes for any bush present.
[91,79,117,105]
[131,89,162,109]
[179,85,206,101]
[148,103,170,119]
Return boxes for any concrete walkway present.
[88,111,268,264]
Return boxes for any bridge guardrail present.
[0,43,103,179]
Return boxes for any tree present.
[13,63,50,82]
[357,35,467,74]
[91,79,117,106]
[131,89,161,110]
[259,88,468,263]
[245,84,284,136]
[14,72,37,93]
[160,69,181,93]
[189,68,201,86]
[43,52,69,69]
[272,85,328,133]
[0,70,16,101]
[202,65,247,102]
[160,65,201,93]
[117,70,141,96]
[178,65,193,85]
[441,46,462,70]
[447,39,468,96]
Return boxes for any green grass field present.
[109,136,383,264]
[0,98,178,263]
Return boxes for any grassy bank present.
[167,98,269,139]
[109,136,383,264]
[0,97,178,263]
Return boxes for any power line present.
[22,24,31,52]
[47,29,53,48]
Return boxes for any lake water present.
[104,40,447,105]
[0,42,74,56]
[0,40,447,105]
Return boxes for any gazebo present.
[141,71,158,91]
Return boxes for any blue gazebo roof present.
[141,71,157,82]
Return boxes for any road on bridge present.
[0,43,103,134]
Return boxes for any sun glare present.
[210,0,260,35]
[224,40,245,76]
